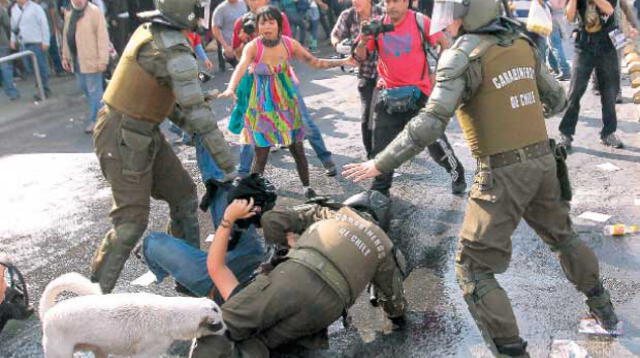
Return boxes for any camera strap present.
[373,11,431,80]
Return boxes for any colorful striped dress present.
[231,36,305,147]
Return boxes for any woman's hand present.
[343,56,358,67]
[218,88,237,101]
[223,198,256,223]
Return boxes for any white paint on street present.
[577,211,613,223]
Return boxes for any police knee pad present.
[112,222,148,250]
[455,266,501,303]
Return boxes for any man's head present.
[352,0,371,14]
[343,190,391,229]
[226,174,277,229]
[247,0,269,13]
[70,0,87,10]
[430,0,500,36]
[384,0,410,24]
[16,0,27,6]
[256,5,283,38]
[260,209,300,248]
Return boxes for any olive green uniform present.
[190,204,406,358]
[91,23,236,293]
[373,29,607,355]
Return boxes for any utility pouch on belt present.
[550,139,572,201]
[380,86,422,114]
[474,157,493,192]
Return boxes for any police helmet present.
[342,190,390,228]
[139,0,207,30]
[430,0,501,35]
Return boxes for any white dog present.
[39,272,226,358]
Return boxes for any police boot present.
[495,337,530,358]
[91,223,146,293]
[167,198,201,249]
[451,163,466,195]
[586,283,619,331]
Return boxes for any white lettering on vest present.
[492,66,535,89]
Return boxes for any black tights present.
[252,142,310,187]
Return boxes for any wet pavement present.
[0,44,639,357]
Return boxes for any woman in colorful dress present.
[219,5,353,198]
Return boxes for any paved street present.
[0,44,639,357]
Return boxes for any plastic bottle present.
[604,224,639,236]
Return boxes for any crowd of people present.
[0,0,635,357]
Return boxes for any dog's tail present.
[39,272,102,319]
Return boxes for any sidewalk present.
[0,73,85,126]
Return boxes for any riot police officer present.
[343,0,618,356]
[190,191,406,357]
[91,0,237,293]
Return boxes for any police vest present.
[103,24,176,123]
[456,39,548,158]
[293,207,393,303]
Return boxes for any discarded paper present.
[32,133,47,138]
[131,271,157,287]
[595,162,621,172]
[577,211,612,223]
[206,233,214,243]
[578,317,624,336]
[550,340,591,358]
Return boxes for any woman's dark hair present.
[256,5,283,35]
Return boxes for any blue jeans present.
[547,26,571,75]
[143,227,264,298]
[49,34,64,73]
[168,122,192,143]
[308,7,320,43]
[75,63,104,123]
[143,172,265,298]
[284,7,306,45]
[0,46,20,99]
[23,43,50,92]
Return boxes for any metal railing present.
[0,50,46,101]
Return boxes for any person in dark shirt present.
[559,0,624,149]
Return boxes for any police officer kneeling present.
[190,191,406,357]
[343,0,618,356]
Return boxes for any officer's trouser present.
[456,154,601,353]
[190,261,345,358]
[91,107,200,293]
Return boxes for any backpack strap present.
[415,11,430,80]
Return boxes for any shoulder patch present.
[153,27,191,50]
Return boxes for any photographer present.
[231,0,292,58]
[331,0,385,157]
[353,0,466,196]
[559,0,623,149]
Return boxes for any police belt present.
[484,140,551,169]
[287,249,353,307]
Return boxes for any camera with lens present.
[241,12,257,36]
[362,20,394,37]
